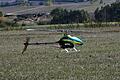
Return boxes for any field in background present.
[0,27,120,80]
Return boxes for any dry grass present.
[0,27,120,80]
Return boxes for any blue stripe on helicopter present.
[69,37,83,43]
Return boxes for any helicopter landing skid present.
[61,48,80,53]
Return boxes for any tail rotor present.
[22,37,30,54]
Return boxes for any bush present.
[37,21,49,25]
[0,22,6,28]
[21,23,26,26]
[0,20,20,30]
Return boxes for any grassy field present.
[0,27,120,80]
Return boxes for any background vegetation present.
[0,2,120,30]
[50,8,90,24]
[94,2,120,22]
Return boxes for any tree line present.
[50,8,90,24]
[0,2,120,26]
[50,2,120,24]
[94,2,120,22]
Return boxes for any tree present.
[45,0,53,6]
[50,8,90,24]
[0,11,3,17]
[94,2,120,22]
[19,0,29,6]
[50,8,66,17]
[50,8,69,24]
[94,8,99,21]
[100,0,103,4]
[90,0,98,4]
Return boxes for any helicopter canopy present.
[67,35,83,43]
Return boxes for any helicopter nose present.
[76,42,83,45]
[80,43,83,45]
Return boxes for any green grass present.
[0,27,120,80]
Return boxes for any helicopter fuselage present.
[58,35,83,49]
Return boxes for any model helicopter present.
[22,33,83,54]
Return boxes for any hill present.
[0,0,116,15]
